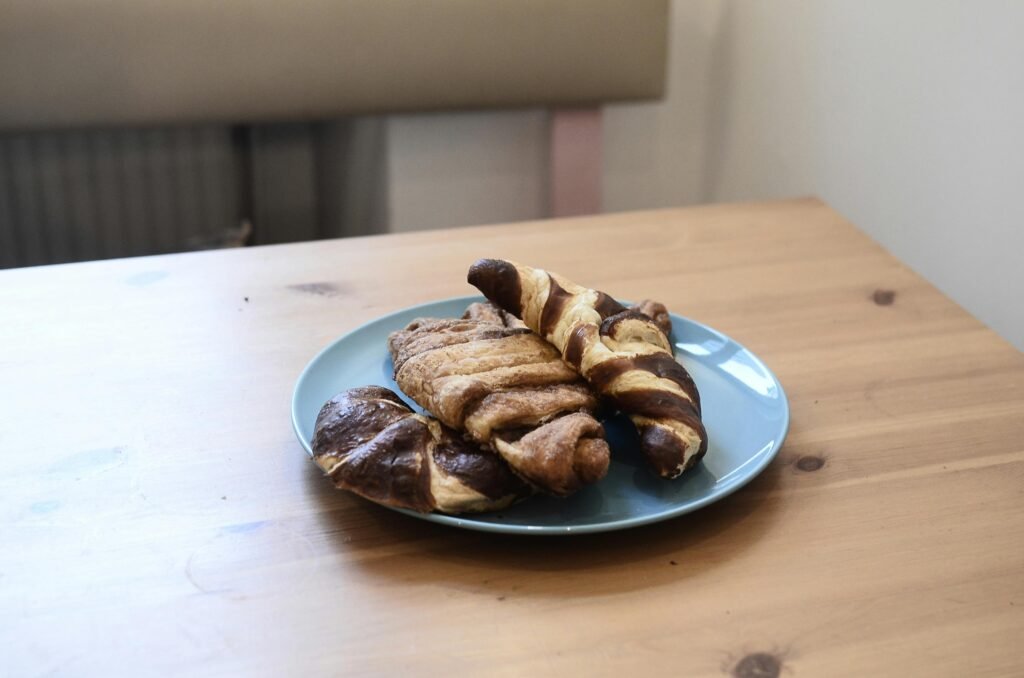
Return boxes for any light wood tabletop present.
[1,199,1022,677]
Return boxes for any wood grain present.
[1,199,1022,677]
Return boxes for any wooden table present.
[2,199,1022,677]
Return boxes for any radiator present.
[0,126,242,268]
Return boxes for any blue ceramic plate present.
[292,295,788,535]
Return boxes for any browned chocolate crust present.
[467,260,522,317]
[312,387,529,513]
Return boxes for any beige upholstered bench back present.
[0,0,668,129]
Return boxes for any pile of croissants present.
[310,259,708,514]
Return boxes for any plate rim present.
[291,294,789,535]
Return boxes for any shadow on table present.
[306,455,788,598]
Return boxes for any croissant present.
[467,260,708,478]
[387,308,610,496]
[312,386,529,514]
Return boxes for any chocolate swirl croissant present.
[312,386,529,513]
[387,306,610,496]
[468,260,708,478]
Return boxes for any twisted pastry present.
[312,386,529,514]
[634,299,673,338]
[387,308,610,495]
[468,260,708,478]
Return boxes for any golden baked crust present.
[634,299,672,338]
[312,386,529,514]
[491,413,609,494]
[468,260,708,478]
[462,299,528,329]
[387,310,610,496]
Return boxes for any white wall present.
[703,0,1024,351]
[385,0,1024,349]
